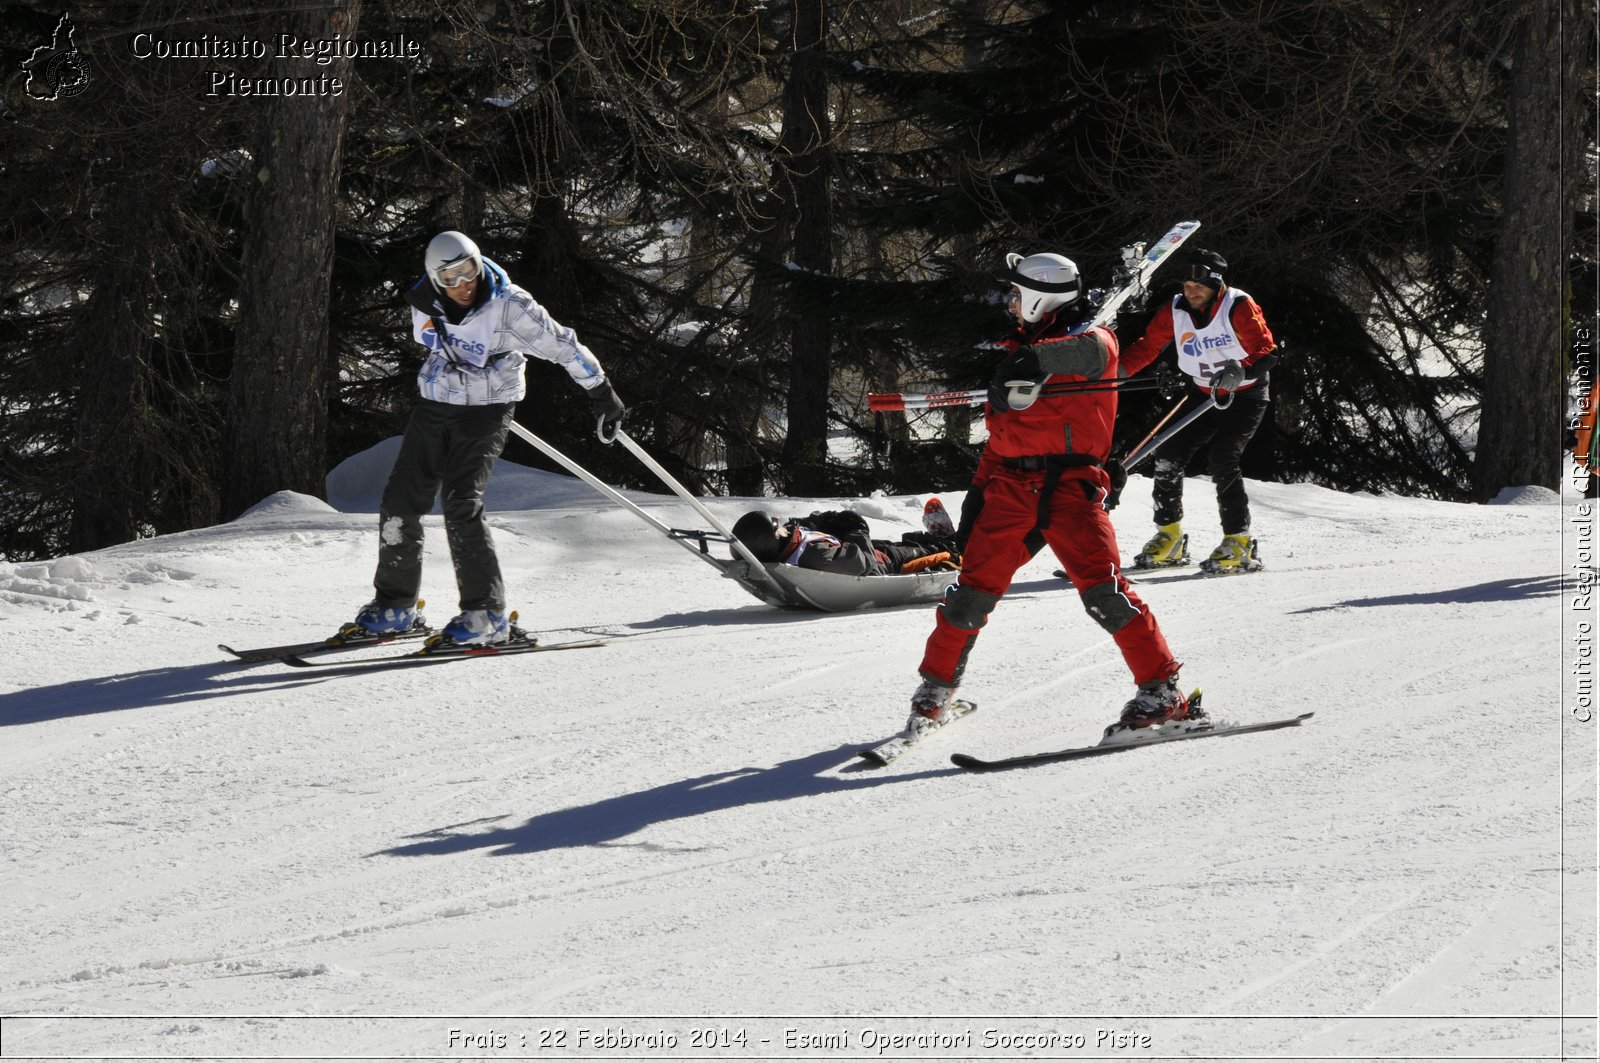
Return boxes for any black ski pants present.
[372,399,516,612]
[1150,385,1269,534]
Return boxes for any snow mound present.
[325,436,654,514]
[1488,485,1561,506]
[234,490,338,520]
[324,437,405,512]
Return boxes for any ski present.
[868,220,1201,412]
[859,699,978,766]
[219,628,432,663]
[950,711,1314,772]
[279,636,609,671]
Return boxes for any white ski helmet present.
[1003,251,1081,323]
[425,230,484,291]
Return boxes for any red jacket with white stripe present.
[981,320,1120,468]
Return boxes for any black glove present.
[1103,458,1128,511]
[806,510,870,540]
[987,347,1042,411]
[588,380,626,444]
[1208,360,1245,393]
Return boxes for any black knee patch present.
[1080,580,1140,634]
[940,581,1001,631]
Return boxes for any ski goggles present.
[434,258,480,288]
[1183,263,1224,286]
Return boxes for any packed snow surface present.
[2,443,1594,1061]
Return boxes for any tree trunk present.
[778,0,835,495]
[1475,0,1589,500]
[223,1,361,518]
[70,212,151,552]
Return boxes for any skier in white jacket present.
[343,230,626,649]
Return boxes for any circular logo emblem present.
[46,50,91,98]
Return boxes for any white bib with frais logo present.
[1170,286,1251,385]
[410,283,605,407]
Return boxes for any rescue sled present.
[713,552,957,611]
[508,424,957,612]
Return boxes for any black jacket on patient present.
[732,509,958,577]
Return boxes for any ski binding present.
[859,699,978,766]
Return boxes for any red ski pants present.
[918,470,1180,688]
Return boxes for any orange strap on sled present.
[899,551,958,574]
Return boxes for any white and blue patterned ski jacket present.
[405,256,606,406]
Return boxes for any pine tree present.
[1475,0,1594,499]
[223,1,363,518]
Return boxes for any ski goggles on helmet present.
[1183,263,1223,286]
[434,258,480,288]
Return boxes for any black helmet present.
[732,510,785,561]
[1181,248,1227,290]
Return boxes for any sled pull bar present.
[668,528,731,555]
[614,430,787,594]
[506,422,727,577]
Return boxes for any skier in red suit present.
[904,251,1202,740]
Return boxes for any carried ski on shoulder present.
[859,699,978,766]
[950,711,1314,773]
[868,219,1201,412]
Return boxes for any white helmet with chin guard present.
[425,230,484,292]
[1004,251,1081,323]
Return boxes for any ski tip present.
[949,753,992,772]
[219,644,275,663]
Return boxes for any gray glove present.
[588,380,626,444]
[1209,360,1245,393]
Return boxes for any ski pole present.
[1123,395,1217,471]
[1125,395,1189,460]
[868,375,1165,413]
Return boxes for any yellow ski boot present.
[1199,532,1263,575]
[1133,521,1189,569]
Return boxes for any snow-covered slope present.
[2,444,1594,1060]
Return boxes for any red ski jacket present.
[980,320,1120,472]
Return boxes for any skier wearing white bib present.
[1122,248,1279,574]
[344,231,627,649]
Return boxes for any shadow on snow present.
[0,661,346,726]
[1290,574,1563,614]
[374,744,955,859]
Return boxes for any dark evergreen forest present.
[2,0,1594,562]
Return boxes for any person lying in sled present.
[731,509,960,577]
